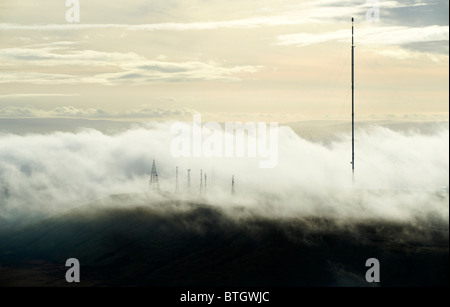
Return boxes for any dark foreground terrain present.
[0,196,448,287]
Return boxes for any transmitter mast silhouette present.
[351,17,355,180]
[187,169,191,193]
[231,175,235,196]
[200,169,203,194]
[175,166,179,193]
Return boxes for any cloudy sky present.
[0,0,448,122]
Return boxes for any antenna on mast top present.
[352,17,355,48]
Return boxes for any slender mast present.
[351,17,355,178]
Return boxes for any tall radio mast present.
[351,17,355,179]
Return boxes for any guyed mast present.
[351,17,355,180]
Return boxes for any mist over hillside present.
[0,120,448,219]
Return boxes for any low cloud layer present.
[0,121,448,225]
[0,106,448,123]
[0,105,198,120]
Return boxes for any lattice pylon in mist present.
[149,159,160,192]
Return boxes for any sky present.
[0,0,448,122]
[0,1,448,226]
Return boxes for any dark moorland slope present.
[0,196,448,287]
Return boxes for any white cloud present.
[276,25,449,47]
[0,45,263,85]
[1,105,447,123]
[0,105,200,119]
[0,93,79,99]
[0,12,331,32]
[0,122,447,224]
[0,17,310,31]
[0,0,438,32]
